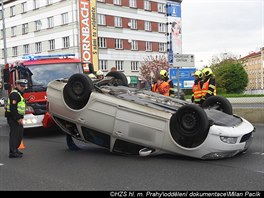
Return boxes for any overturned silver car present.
[47,72,254,159]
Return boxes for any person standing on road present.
[5,79,27,158]
[200,67,216,105]
[191,70,203,105]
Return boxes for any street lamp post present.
[1,0,7,64]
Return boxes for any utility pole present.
[1,0,7,64]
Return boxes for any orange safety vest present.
[202,78,216,97]
[157,81,170,96]
[192,81,202,103]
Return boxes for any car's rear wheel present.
[105,71,128,86]
[63,74,94,110]
[202,96,233,115]
[170,104,209,148]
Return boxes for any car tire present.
[170,104,209,148]
[63,73,94,110]
[202,96,233,115]
[105,71,128,86]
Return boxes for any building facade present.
[241,47,264,94]
[0,0,182,83]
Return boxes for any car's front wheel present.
[170,104,209,148]
[63,74,94,110]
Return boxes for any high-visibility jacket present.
[152,81,170,96]
[192,80,203,104]
[7,90,26,115]
[202,77,216,98]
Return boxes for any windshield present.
[26,63,82,87]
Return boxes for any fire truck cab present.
[3,54,90,129]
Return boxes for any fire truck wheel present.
[202,96,233,115]
[170,104,209,148]
[105,71,128,86]
[63,74,94,110]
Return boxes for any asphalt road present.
[0,113,263,191]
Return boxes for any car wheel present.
[63,74,94,110]
[202,96,233,115]
[105,71,128,86]
[170,104,209,148]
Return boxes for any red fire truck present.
[3,54,91,129]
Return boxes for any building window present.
[130,19,137,29]
[47,0,53,5]
[144,0,151,11]
[146,41,152,51]
[21,2,27,13]
[114,17,122,27]
[33,0,39,9]
[158,23,166,33]
[99,60,108,71]
[115,61,124,71]
[145,21,152,31]
[158,3,166,13]
[12,46,18,57]
[63,36,70,48]
[97,14,106,25]
[0,10,2,20]
[49,39,55,50]
[115,39,123,49]
[131,40,138,50]
[23,44,29,54]
[98,37,107,48]
[47,17,54,28]
[131,61,139,71]
[35,20,42,31]
[10,6,15,17]
[159,43,166,52]
[11,26,17,37]
[35,42,42,53]
[113,0,121,5]
[61,12,68,25]
[22,23,28,34]
[129,0,137,8]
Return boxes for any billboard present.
[167,1,182,57]
[79,0,98,72]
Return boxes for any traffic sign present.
[169,68,196,89]
[173,54,195,67]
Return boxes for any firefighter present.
[152,76,170,96]
[5,79,27,158]
[200,67,216,105]
[191,70,203,105]
[160,70,174,97]
[96,70,104,80]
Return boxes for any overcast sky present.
[181,0,263,68]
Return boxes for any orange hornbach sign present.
[79,0,98,72]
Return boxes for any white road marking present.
[0,163,4,166]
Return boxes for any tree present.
[211,58,248,94]
[139,55,169,84]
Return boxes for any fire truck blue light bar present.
[22,54,76,60]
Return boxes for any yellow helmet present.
[202,68,213,77]
[96,70,104,76]
[194,70,203,79]
[88,73,97,79]
[160,70,168,78]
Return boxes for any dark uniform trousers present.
[8,119,23,154]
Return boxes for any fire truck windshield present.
[25,63,82,91]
